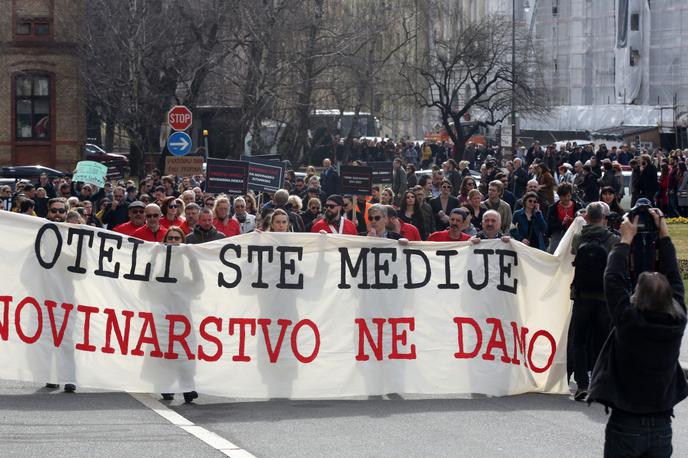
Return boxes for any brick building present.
[0,0,85,171]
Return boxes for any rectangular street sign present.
[340,165,373,195]
[205,158,249,194]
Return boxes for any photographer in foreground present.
[588,208,687,457]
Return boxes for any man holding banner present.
[132,204,168,242]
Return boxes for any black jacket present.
[429,195,460,231]
[546,201,581,237]
[101,201,129,228]
[186,226,225,244]
[587,238,687,414]
[509,167,528,199]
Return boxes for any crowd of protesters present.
[2,140,686,449]
[1,141,687,253]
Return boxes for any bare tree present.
[401,11,550,159]
[82,0,232,176]
[335,1,418,163]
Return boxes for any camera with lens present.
[626,200,658,234]
[624,198,659,280]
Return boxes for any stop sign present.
[167,105,193,131]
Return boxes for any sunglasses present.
[526,200,537,204]
[370,215,384,221]
[145,214,160,218]
[325,204,338,209]
[49,208,66,214]
[166,236,182,242]
[441,185,451,189]
[130,209,144,214]
[168,205,178,209]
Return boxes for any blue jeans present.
[604,410,672,457]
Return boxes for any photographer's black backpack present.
[572,232,611,294]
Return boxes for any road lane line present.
[129,393,255,458]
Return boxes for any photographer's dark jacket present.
[587,238,687,414]
[570,224,620,301]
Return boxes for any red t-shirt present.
[556,203,575,230]
[428,230,471,242]
[214,218,241,237]
[311,218,358,235]
[131,225,168,242]
[399,222,421,241]
[113,221,144,237]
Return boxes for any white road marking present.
[129,393,256,458]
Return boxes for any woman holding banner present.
[159,226,199,404]
[268,209,291,232]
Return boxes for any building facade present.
[0,0,85,170]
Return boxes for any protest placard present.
[246,158,284,193]
[73,161,108,188]
[340,165,373,195]
[205,158,249,194]
[368,161,393,185]
[165,156,204,176]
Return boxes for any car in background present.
[0,166,67,191]
[0,165,67,179]
[84,143,129,179]
[84,143,129,166]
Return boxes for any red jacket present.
[179,220,194,235]
[311,218,358,235]
[428,230,471,242]
[160,216,184,229]
[113,221,144,237]
[213,218,241,237]
[132,225,168,242]
[399,221,421,241]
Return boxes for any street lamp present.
[510,0,529,158]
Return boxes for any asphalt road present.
[2,378,688,458]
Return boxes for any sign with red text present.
[0,211,582,398]
[246,158,285,193]
[167,105,193,131]
[205,158,249,194]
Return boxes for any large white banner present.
[0,211,580,398]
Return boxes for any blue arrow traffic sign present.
[167,132,192,156]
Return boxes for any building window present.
[630,13,640,31]
[630,49,640,67]
[552,0,559,16]
[15,75,51,140]
[15,18,51,40]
